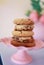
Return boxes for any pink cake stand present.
[0,38,44,64]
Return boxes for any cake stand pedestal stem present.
[11,48,32,64]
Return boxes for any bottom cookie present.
[11,39,35,47]
[12,36,34,43]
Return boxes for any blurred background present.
[0,0,31,38]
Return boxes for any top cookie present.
[13,18,34,25]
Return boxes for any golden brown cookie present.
[15,25,34,31]
[12,31,34,37]
[13,18,34,25]
[12,36,34,43]
[11,39,35,47]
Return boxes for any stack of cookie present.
[11,18,35,47]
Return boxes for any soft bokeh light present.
[0,0,7,5]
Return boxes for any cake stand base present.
[11,49,32,64]
[11,39,44,64]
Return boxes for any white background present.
[0,0,32,38]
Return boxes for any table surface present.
[0,42,44,65]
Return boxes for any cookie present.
[13,18,34,25]
[11,39,35,47]
[12,36,34,43]
[15,25,34,31]
[12,31,34,37]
